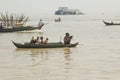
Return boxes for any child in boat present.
[30,36,36,43]
[40,36,44,44]
[64,33,73,44]
[44,38,48,44]
[35,37,40,43]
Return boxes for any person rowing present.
[63,33,73,44]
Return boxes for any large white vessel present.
[55,7,84,15]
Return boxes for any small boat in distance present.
[12,41,79,48]
[55,18,61,22]
[103,20,120,25]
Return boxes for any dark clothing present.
[30,39,36,43]
[40,36,44,44]
[64,36,72,44]
[40,40,44,44]
[0,24,3,29]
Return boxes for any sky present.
[0,0,120,15]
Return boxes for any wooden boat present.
[103,21,120,25]
[0,25,44,32]
[55,18,61,22]
[12,41,79,48]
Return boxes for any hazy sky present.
[0,0,120,15]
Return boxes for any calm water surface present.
[0,14,120,80]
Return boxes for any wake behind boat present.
[103,20,120,25]
[12,41,79,48]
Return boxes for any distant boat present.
[55,18,61,22]
[55,7,84,15]
[12,41,79,48]
[103,21,120,25]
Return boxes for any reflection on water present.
[63,48,72,80]
[14,48,72,76]
[15,48,49,66]
[12,48,73,80]
[64,48,71,64]
[14,48,72,68]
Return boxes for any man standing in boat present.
[38,19,44,27]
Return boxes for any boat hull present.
[12,41,79,48]
[0,25,43,32]
[103,21,120,25]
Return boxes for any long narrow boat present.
[12,41,79,48]
[103,21,120,25]
[0,25,44,32]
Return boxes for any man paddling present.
[63,33,73,44]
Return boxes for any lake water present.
[0,14,120,80]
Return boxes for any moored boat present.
[12,41,79,48]
[103,20,120,25]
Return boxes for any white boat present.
[55,7,84,15]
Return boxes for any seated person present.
[44,38,48,44]
[30,36,36,43]
[35,37,40,43]
[40,36,44,44]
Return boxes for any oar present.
[59,37,62,43]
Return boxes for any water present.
[0,14,120,80]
